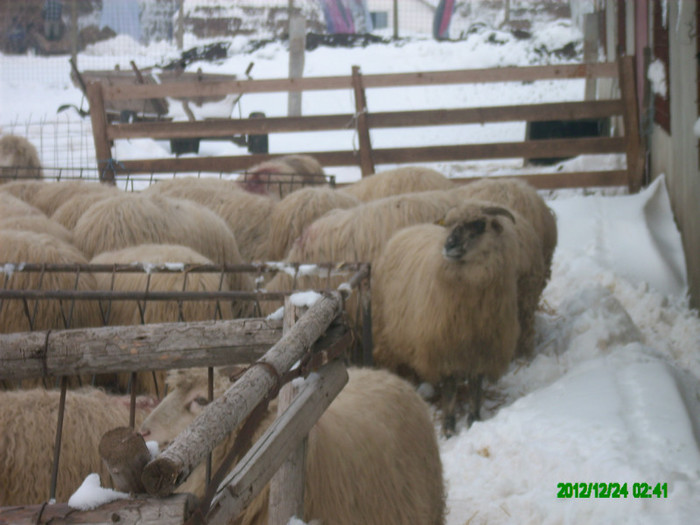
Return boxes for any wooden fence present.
[86,56,643,192]
[0,266,369,524]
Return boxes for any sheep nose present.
[140,429,151,438]
[443,234,465,260]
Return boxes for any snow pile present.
[67,474,129,511]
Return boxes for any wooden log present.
[0,318,282,381]
[0,493,197,525]
[287,15,305,117]
[206,360,349,525]
[99,427,152,493]
[268,299,307,525]
[140,292,344,497]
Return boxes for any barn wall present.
[650,0,700,309]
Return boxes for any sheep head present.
[441,203,516,263]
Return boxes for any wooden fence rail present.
[86,58,642,191]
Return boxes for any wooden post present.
[393,0,399,40]
[269,298,307,524]
[351,66,375,177]
[618,56,644,192]
[70,0,78,63]
[141,292,344,497]
[206,360,348,525]
[288,14,305,117]
[584,12,600,101]
[86,81,114,184]
[99,427,152,493]
[176,0,184,50]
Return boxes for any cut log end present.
[99,426,152,493]
[141,457,183,497]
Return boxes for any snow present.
[647,58,668,98]
[67,473,129,511]
[290,290,323,308]
[2,4,699,523]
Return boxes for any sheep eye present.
[464,219,486,236]
[193,396,209,406]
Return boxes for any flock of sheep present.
[0,132,557,524]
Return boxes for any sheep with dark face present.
[372,203,520,435]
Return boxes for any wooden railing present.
[87,56,643,191]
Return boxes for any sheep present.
[143,177,275,262]
[371,204,522,435]
[1,180,117,217]
[0,179,45,203]
[0,134,43,182]
[90,244,239,396]
[455,177,558,278]
[285,189,462,264]
[72,193,255,296]
[267,186,361,261]
[0,214,74,244]
[0,229,103,335]
[240,154,326,199]
[0,191,45,219]
[140,366,445,525]
[340,165,454,202]
[0,387,156,505]
[51,184,122,230]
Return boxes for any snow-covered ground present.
[1,6,699,525]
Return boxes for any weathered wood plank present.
[0,493,197,525]
[85,82,113,184]
[206,360,349,525]
[451,170,629,189]
[102,63,619,101]
[140,292,345,497]
[351,66,375,177]
[618,55,644,192]
[0,318,282,381]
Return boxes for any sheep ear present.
[483,206,515,223]
[491,219,504,234]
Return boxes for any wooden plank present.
[0,318,282,381]
[0,493,197,525]
[269,299,307,525]
[106,100,624,141]
[618,55,644,192]
[102,63,620,102]
[114,136,625,175]
[451,170,629,189]
[351,66,375,177]
[85,81,113,184]
[206,360,349,525]
[141,292,345,497]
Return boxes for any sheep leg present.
[441,376,458,437]
[467,374,484,427]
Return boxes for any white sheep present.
[340,165,454,202]
[0,134,43,182]
[0,387,155,505]
[140,366,445,524]
[372,203,521,435]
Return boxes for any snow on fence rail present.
[0,265,368,525]
[85,57,643,191]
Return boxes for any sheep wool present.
[90,243,240,396]
[51,183,122,230]
[0,134,42,182]
[144,177,275,262]
[0,387,154,505]
[268,186,361,261]
[140,367,445,525]
[341,165,453,202]
[372,205,521,434]
[0,191,45,220]
[241,154,326,199]
[0,214,74,244]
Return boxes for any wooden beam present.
[351,66,375,177]
[268,299,307,525]
[0,494,197,525]
[450,170,629,189]
[85,81,113,184]
[0,318,282,381]
[141,292,345,497]
[618,55,644,192]
[206,360,348,525]
[106,100,624,141]
[101,63,620,102]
